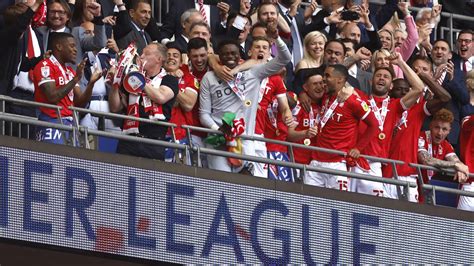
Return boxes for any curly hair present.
[466,70,474,92]
[433,108,454,124]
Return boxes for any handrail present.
[181,124,406,165]
[0,96,473,203]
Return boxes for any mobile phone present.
[341,10,360,21]
[203,0,220,5]
[352,0,362,5]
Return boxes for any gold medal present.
[244,100,252,107]
[378,132,386,140]
[304,139,311,146]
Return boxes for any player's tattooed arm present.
[418,151,470,183]
[39,77,79,104]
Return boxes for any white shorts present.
[458,182,474,211]
[385,175,419,202]
[351,162,387,197]
[252,138,268,178]
[304,160,349,191]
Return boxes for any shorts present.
[253,138,267,178]
[458,182,474,211]
[36,113,73,145]
[304,160,349,191]
[351,161,387,197]
[384,175,419,202]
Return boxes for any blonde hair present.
[301,31,327,67]
[371,49,391,72]
[378,28,395,51]
[467,70,474,91]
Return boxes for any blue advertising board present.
[0,146,473,264]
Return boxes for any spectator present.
[70,0,107,65]
[36,0,73,53]
[1,0,46,138]
[109,43,179,160]
[32,32,101,144]
[431,39,469,149]
[159,0,231,43]
[453,29,473,75]
[114,0,152,53]
[172,9,204,53]
[295,31,326,72]
[342,38,372,95]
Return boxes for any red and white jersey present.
[312,93,372,162]
[292,102,320,164]
[360,96,405,159]
[418,130,456,180]
[460,115,474,182]
[263,97,288,153]
[168,72,199,140]
[180,64,206,137]
[33,56,76,118]
[255,75,287,135]
[383,98,430,178]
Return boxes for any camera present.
[341,10,360,21]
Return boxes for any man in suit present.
[159,0,233,43]
[35,0,72,53]
[341,38,372,95]
[431,39,470,149]
[276,0,305,67]
[452,29,473,75]
[115,0,152,53]
[172,9,204,53]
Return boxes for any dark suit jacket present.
[356,67,373,96]
[440,59,470,146]
[174,34,189,54]
[158,0,229,42]
[35,26,71,53]
[114,10,151,54]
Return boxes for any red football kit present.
[33,56,76,118]
[180,64,208,137]
[255,75,287,135]
[292,102,320,164]
[264,97,288,153]
[360,96,405,159]
[312,93,376,162]
[418,130,456,180]
[383,98,430,178]
[460,116,474,182]
[168,72,199,140]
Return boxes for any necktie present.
[198,0,208,25]
[140,30,148,45]
[463,60,468,75]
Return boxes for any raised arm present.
[390,52,424,109]
[199,75,219,130]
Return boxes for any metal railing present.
[1,95,473,205]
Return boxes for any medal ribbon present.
[49,55,74,101]
[266,99,278,131]
[227,72,245,101]
[258,77,269,103]
[396,110,409,130]
[319,97,339,131]
[425,130,434,178]
[369,97,390,132]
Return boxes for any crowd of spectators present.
[0,0,473,210]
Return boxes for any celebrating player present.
[304,64,378,191]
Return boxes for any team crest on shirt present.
[361,101,369,112]
[41,65,50,79]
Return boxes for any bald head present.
[340,22,361,44]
